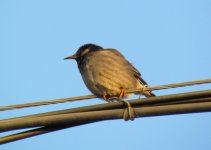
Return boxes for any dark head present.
[64,43,103,64]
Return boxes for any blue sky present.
[1,0,211,149]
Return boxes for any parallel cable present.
[1,90,211,123]
[1,100,211,144]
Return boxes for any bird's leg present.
[119,88,125,99]
[119,88,135,121]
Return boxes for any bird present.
[64,43,155,120]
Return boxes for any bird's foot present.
[103,90,135,121]
[103,94,115,102]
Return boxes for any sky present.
[0,0,211,149]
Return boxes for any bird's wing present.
[106,49,149,86]
[129,64,148,85]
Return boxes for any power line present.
[1,89,211,144]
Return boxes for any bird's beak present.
[64,54,77,60]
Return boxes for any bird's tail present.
[136,83,156,97]
[135,90,155,97]
[136,77,156,97]
[143,90,156,97]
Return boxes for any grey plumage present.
[65,43,155,101]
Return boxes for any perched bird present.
[64,43,155,120]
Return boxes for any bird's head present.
[64,43,103,63]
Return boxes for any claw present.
[102,94,110,102]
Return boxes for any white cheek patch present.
[81,48,90,56]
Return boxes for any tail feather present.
[143,91,156,97]
[134,88,155,97]
[136,82,156,97]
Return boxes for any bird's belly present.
[81,65,138,98]
[81,70,117,97]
